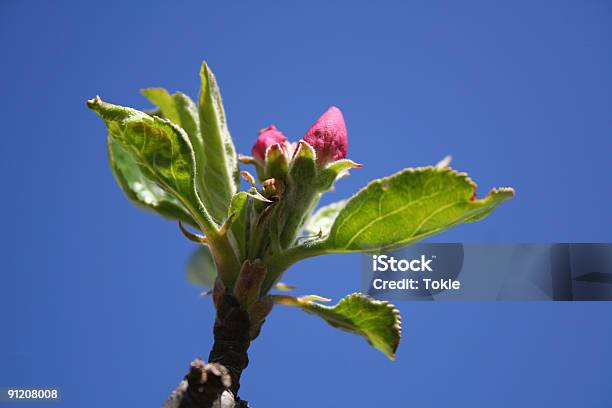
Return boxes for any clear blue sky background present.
[1,1,611,407]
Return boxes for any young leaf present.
[186,245,216,288]
[198,62,240,223]
[316,159,362,191]
[141,88,200,140]
[108,138,197,227]
[322,167,514,252]
[87,97,216,233]
[227,192,250,260]
[274,293,401,360]
[302,200,347,236]
[142,88,234,225]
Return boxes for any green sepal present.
[289,141,316,185]
[245,187,273,203]
[264,143,289,181]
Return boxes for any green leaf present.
[227,192,250,260]
[316,159,362,191]
[141,88,200,144]
[142,88,228,226]
[87,96,215,233]
[274,293,401,359]
[322,167,514,252]
[186,245,217,288]
[303,200,347,236]
[198,62,240,223]
[108,137,197,227]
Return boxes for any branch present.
[162,294,253,408]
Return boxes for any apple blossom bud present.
[252,125,288,162]
[303,106,347,165]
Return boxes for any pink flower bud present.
[252,125,288,162]
[303,106,347,165]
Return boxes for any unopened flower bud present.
[303,106,347,165]
[252,125,288,162]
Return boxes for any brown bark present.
[163,294,252,408]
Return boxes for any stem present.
[167,294,252,408]
[208,294,251,396]
[207,233,242,286]
[277,188,320,249]
[261,240,328,293]
[183,198,242,286]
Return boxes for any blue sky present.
[1,1,611,407]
